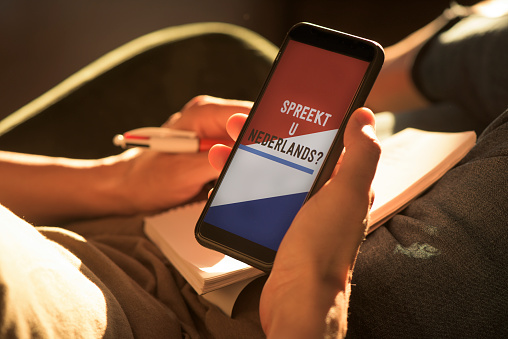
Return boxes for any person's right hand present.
[208,107,381,338]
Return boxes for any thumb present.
[300,107,381,268]
[336,107,380,200]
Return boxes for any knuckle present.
[185,95,213,110]
[362,134,382,159]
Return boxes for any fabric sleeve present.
[0,205,133,338]
[412,12,508,127]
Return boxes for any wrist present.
[53,155,134,220]
[261,264,350,339]
[95,150,141,217]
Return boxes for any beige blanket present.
[60,214,266,338]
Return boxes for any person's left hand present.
[112,95,253,214]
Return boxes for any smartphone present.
[195,22,384,271]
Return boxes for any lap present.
[348,109,508,337]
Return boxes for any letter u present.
[289,122,299,136]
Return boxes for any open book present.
[367,128,476,232]
[144,201,264,315]
[144,128,476,315]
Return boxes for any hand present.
[113,95,253,214]
[0,96,254,224]
[208,107,381,338]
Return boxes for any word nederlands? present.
[280,100,332,127]
[247,129,324,164]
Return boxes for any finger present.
[302,108,380,262]
[316,108,380,248]
[335,107,380,197]
[329,148,346,180]
[226,113,248,141]
[179,152,220,186]
[327,107,377,183]
[208,144,232,172]
[180,95,252,113]
[164,112,182,127]
[170,96,252,138]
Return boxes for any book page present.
[144,201,264,296]
[148,201,224,268]
[201,277,258,316]
[368,128,476,231]
[145,201,257,273]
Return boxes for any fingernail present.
[353,108,377,139]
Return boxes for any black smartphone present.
[195,22,384,271]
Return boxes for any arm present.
[366,1,503,114]
[0,149,215,225]
[0,95,252,225]
[208,107,381,338]
[364,17,439,113]
[365,2,474,113]
[0,151,129,225]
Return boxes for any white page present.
[368,128,476,231]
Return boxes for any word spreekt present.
[280,100,332,127]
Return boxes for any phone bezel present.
[195,22,384,272]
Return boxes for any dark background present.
[0,0,478,120]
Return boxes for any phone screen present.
[201,38,371,252]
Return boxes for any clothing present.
[348,10,508,338]
[349,109,508,338]
[1,10,507,338]
[0,22,275,338]
[0,209,267,338]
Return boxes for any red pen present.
[113,127,232,153]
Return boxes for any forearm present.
[364,3,478,113]
[365,19,438,113]
[0,151,129,225]
[0,97,251,225]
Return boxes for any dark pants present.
[348,12,508,338]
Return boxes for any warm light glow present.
[200,255,251,273]
[476,0,508,18]
[0,206,108,337]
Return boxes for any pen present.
[113,127,232,153]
